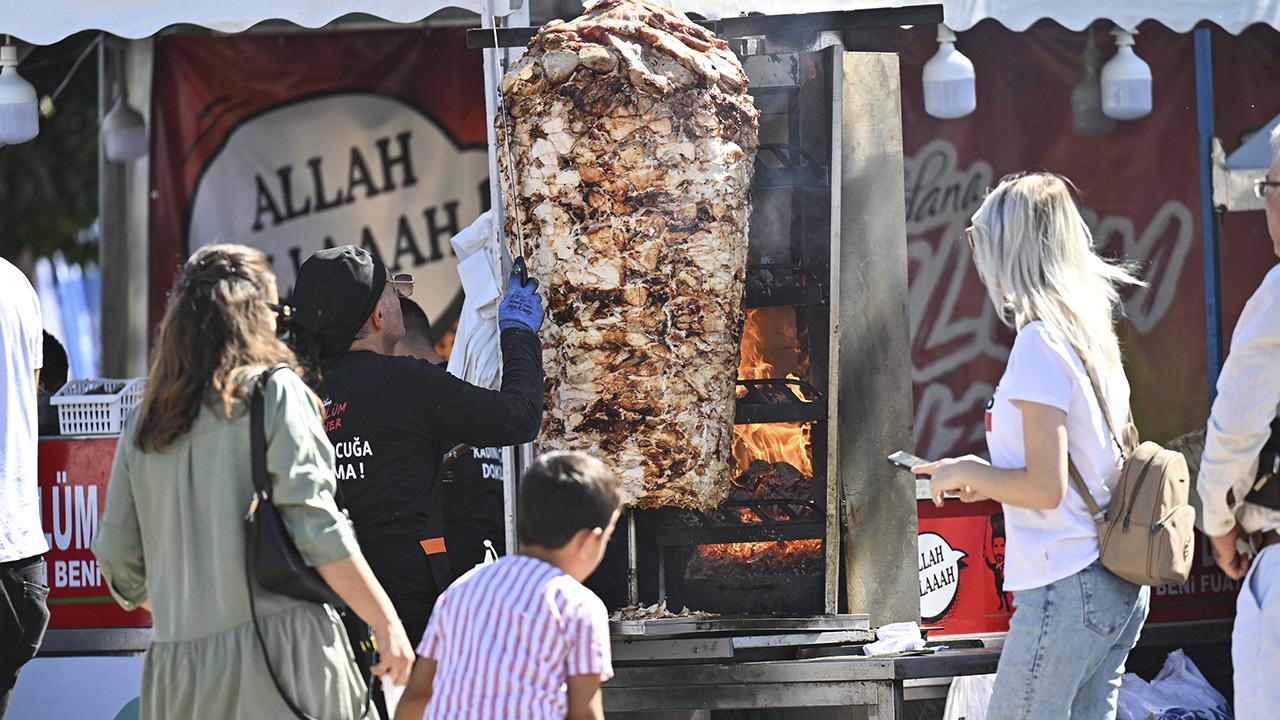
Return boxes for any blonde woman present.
[914,174,1148,719]
[93,244,413,719]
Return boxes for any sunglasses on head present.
[388,272,414,298]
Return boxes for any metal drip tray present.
[611,613,869,638]
[609,614,873,663]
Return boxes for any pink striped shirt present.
[417,555,613,719]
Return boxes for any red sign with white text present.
[38,438,151,629]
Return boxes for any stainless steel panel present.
[835,52,919,625]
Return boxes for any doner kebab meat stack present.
[497,0,759,508]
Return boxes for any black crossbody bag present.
[1244,418,1280,510]
[244,364,368,720]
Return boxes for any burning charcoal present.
[497,0,759,510]
[686,540,823,578]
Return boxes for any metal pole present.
[502,446,518,554]
[627,509,640,605]
[1195,27,1224,404]
[488,0,532,557]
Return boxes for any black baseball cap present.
[290,245,387,361]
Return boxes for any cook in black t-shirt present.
[287,246,543,653]
[396,297,508,579]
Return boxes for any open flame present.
[733,308,813,477]
[692,309,821,581]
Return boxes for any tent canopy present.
[0,0,520,45]
[944,0,1280,34]
[3,0,941,45]
[13,0,1278,46]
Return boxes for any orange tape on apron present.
[419,537,448,555]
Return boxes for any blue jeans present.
[987,561,1149,720]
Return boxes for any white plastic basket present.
[50,378,147,436]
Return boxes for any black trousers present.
[345,538,446,719]
[0,556,49,718]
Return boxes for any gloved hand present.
[498,270,543,333]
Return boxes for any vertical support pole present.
[99,36,152,378]
[489,0,533,557]
[837,52,918,626]
[823,47,843,616]
[502,446,518,555]
[627,509,640,605]
[1195,27,1224,404]
[482,0,509,277]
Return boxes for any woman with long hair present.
[914,173,1149,719]
[93,244,413,719]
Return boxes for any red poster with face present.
[918,498,1239,637]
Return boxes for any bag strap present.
[245,364,368,720]
[250,364,291,495]
[1068,458,1104,518]
[1075,354,1131,459]
[1065,345,1134,520]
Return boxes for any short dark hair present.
[399,296,432,343]
[40,331,69,393]
[518,451,622,549]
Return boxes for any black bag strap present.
[250,364,290,495]
[245,364,367,720]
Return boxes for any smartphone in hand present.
[887,451,930,477]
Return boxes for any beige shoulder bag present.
[1068,358,1195,587]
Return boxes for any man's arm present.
[566,674,604,720]
[415,327,544,447]
[1199,271,1280,578]
[394,657,436,720]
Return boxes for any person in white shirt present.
[1197,124,1280,718]
[0,257,49,716]
[915,173,1148,719]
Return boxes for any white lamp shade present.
[1101,33,1152,120]
[103,97,148,161]
[922,27,976,120]
[0,64,39,145]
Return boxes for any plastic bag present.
[862,621,927,656]
[943,673,996,720]
[1116,650,1231,720]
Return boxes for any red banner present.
[39,438,151,629]
[845,21,1280,460]
[148,29,489,330]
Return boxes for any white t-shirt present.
[986,321,1129,592]
[0,257,48,562]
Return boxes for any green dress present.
[93,368,377,720]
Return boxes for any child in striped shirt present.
[395,451,621,720]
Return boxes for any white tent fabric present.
[944,0,1280,34]
[9,0,1280,46]
[2,0,939,44]
[0,0,520,45]
[446,210,504,390]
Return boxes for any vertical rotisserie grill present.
[636,49,840,613]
